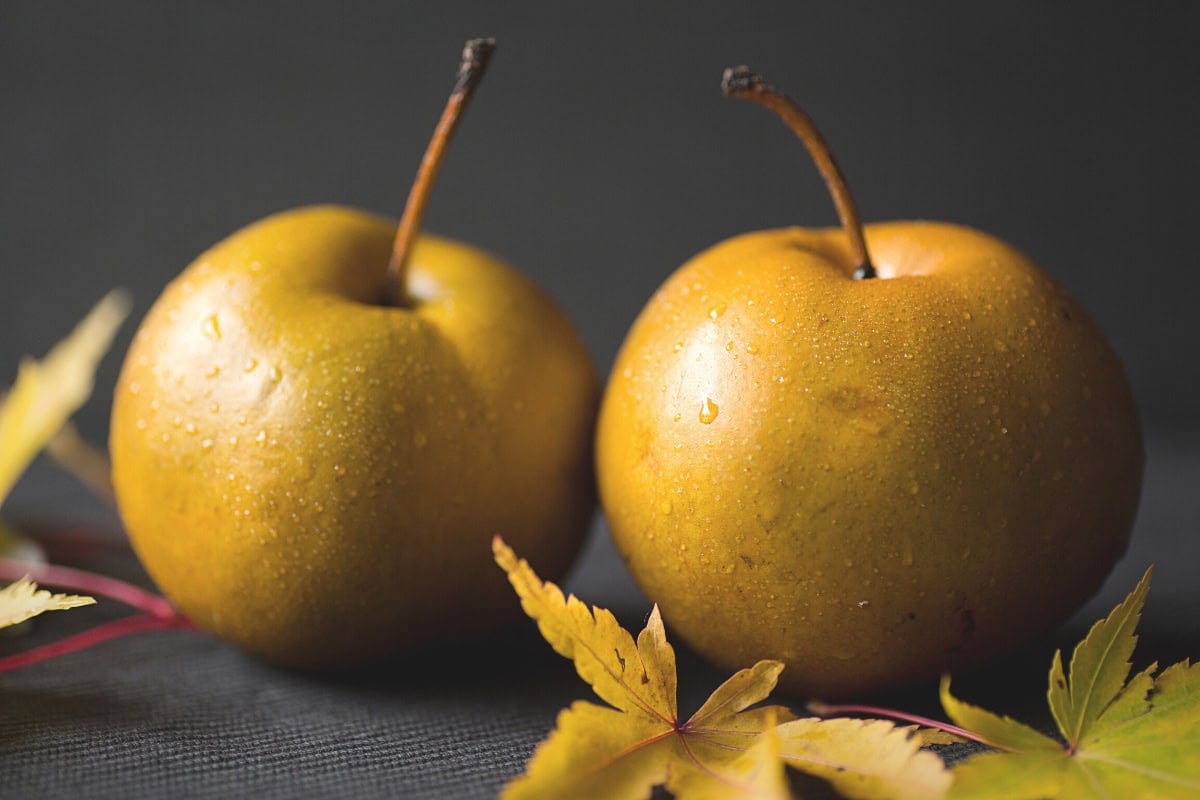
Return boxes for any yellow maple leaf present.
[666,708,793,800]
[0,576,95,629]
[0,290,130,507]
[944,567,1200,799]
[493,537,952,800]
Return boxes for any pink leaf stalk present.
[0,556,196,672]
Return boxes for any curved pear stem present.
[722,66,876,280]
[385,37,497,305]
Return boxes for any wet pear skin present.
[111,205,597,669]
[597,221,1142,698]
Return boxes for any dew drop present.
[659,499,673,515]
[243,358,258,372]
[333,464,346,477]
[745,343,759,355]
[698,397,719,424]
[268,366,282,382]
[200,438,214,451]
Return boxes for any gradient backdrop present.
[1,2,1198,795]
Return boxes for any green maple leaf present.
[943,567,1200,799]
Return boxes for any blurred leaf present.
[0,576,94,629]
[0,290,130,507]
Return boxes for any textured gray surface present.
[1,430,1198,798]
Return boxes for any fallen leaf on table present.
[493,537,951,800]
[665,708,793,800]
[944,567,1200,799]
[0,576,94,629]
[0,293,126,637]
[0,289,130,507]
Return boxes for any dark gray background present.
[3,2,1199,433]
[2,2,1198,798]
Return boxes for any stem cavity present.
[721,66,877,280]
[385,37,497,306]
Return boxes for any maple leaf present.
[0,576,95,629]
[943,567,1200,799]
[0,289,130,507]
[493,537,951,800]
[0,292,127,637]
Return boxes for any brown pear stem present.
[722,66,876,280]
[385,38,496,305]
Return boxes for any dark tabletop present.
[1,426,1198,799]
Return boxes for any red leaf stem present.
[0,613,194,672]
[0,557,180,621]
[806,700,990,747]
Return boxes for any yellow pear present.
[596,67,1141,698]
[110,40,597,669]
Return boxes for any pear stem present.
[385,37,496,305]
[721,66,876,280]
